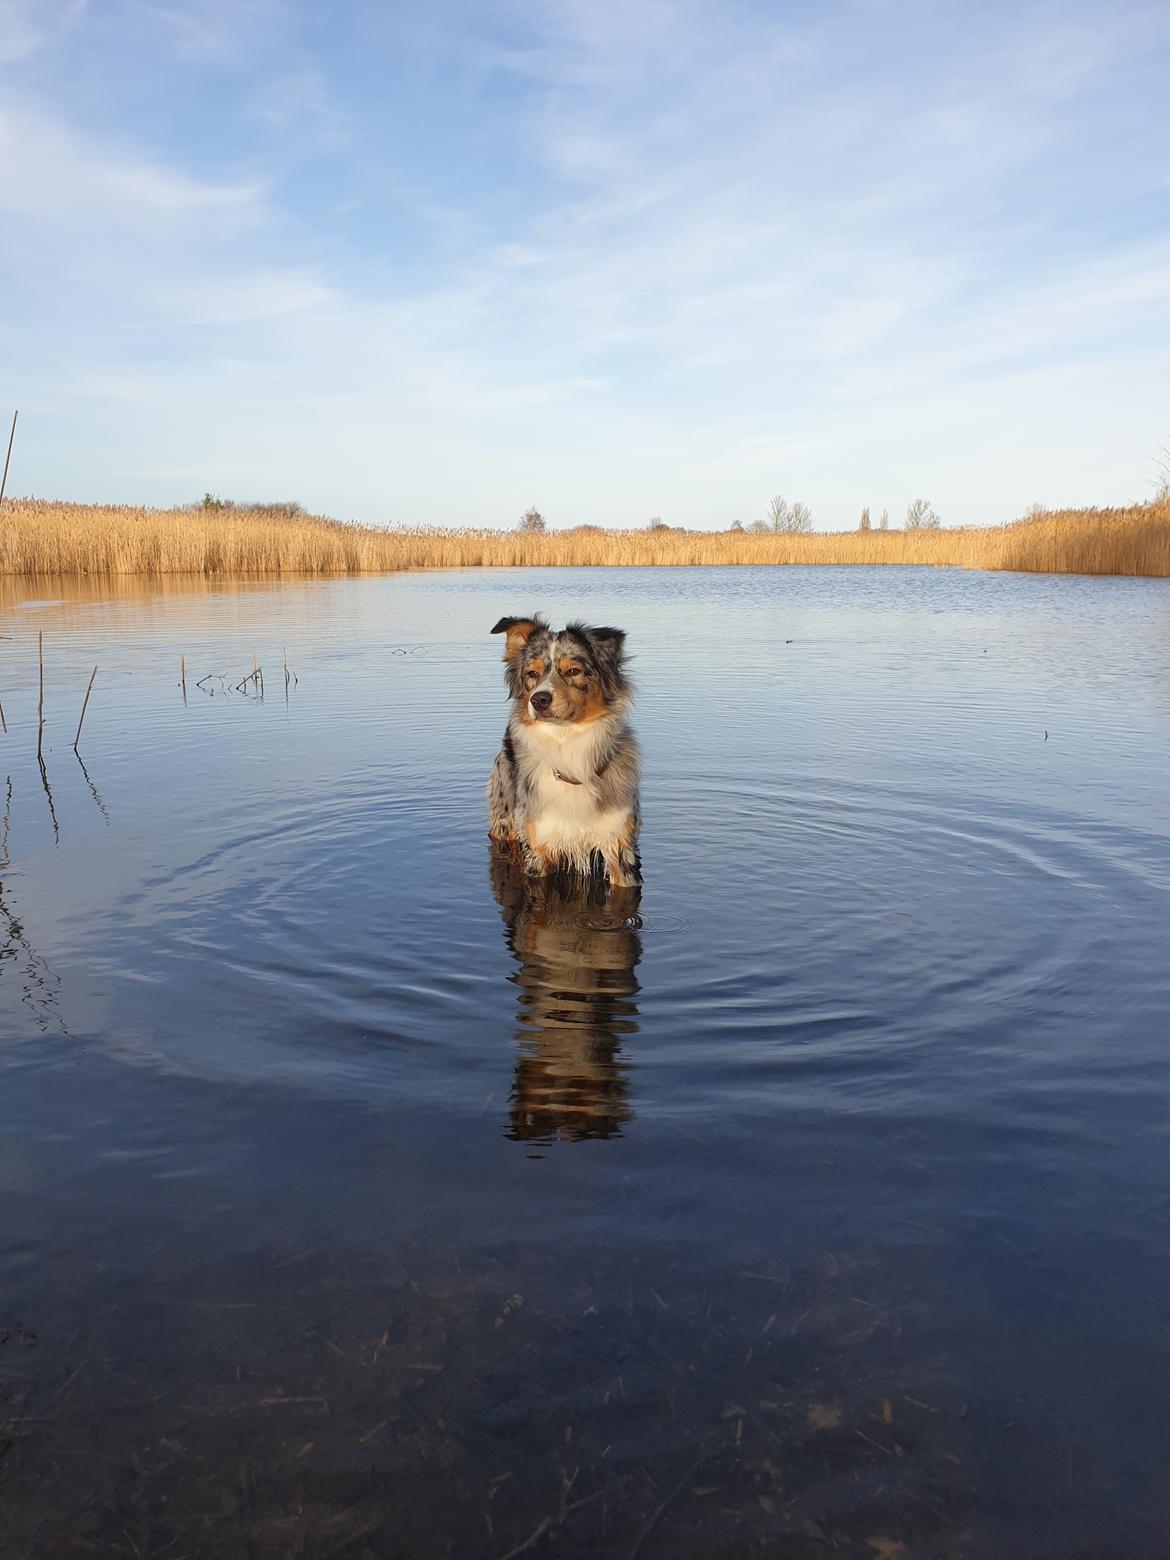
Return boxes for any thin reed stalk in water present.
[73,666,98,753]
[0,698,6,735]
[37,631,44,760]
[180,654,187,704]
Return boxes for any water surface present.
[2,566,1169,1558]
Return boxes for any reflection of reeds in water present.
[490,854,641,1143]
[0,777,67,1032]
[2,496,1169,576]
[35,756,58,844]
[75,753,110,824]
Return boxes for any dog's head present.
[490,615,630,724]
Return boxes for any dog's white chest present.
[530,780,626,855]
[520,725,626,860]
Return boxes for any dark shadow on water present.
[490,852,641,1143]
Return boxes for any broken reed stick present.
[0,409,16,505]
[74,666,98,753]
[0,698,6,735]
[234,665,263,694]
[180,654,187,702]
[37,631,44,759]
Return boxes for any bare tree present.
[904,498,941,530]
[647,517,669,531]
[858,506,871,532]
[878,508,889,530]
[518,507,546,533]
[728,519,745,532]
[748,519,770,534]
[1154,441,1170,503]
[767,494,813,533]
[767,494,791,530]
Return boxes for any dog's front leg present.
[487,751,519,846]
[602,818,641,888]
[521,822,558,877]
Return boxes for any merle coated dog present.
[487,615,641,886]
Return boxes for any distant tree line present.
[513,496,944,533]
[856,501,937,530]
[201,494,305,519]
[730,494,814,534]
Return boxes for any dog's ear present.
[582,625,628,692]
[587,626,626,665]
[491,616,546,662]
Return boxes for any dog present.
[487,615,641,887]
[490,853,641,1142]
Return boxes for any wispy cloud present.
[144,0,283,62]
[245,68,354,151]
[0,102,263,226]
[0,0,87,64]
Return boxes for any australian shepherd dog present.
[487,615,641,887]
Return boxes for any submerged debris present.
[0,1239,998,1559]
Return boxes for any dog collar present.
[552,753,611,787]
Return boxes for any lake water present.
[2,565,1169,1559]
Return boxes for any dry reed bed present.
[2,497,1169,577]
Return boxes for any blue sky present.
[2,0,1168,528]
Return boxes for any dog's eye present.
[564,667,582,678]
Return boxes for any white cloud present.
[0,102,263,231]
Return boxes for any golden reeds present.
[1,497,1167,578]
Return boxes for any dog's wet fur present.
[487,615,641,886]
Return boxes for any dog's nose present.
[530,690,553,712]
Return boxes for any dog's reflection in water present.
[490,853,642,1143]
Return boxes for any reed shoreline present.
[2,497,1168,578]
